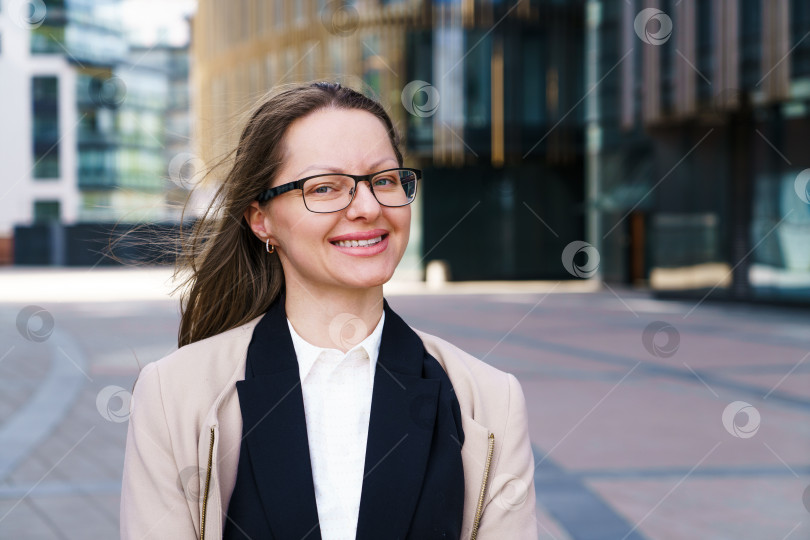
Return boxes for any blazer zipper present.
[470,432,495,540]
[200,427,215,540]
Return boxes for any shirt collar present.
[286,310,385,385]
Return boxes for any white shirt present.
[286,311,385,540]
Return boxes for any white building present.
[0,0,80,261]
[0,0,193,264]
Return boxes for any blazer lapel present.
[355,299,441,540]
[235,296,321,539]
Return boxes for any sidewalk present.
[0,265,599,303]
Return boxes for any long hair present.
[175,82,404,348]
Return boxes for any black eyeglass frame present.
[255,167,422,213]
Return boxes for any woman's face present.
[245,107,411,294]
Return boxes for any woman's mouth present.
[331,235,385,248]
[329,233,389,256]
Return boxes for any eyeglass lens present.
[302,169,417,212]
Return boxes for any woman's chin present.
[332,258,400,285]
[347,274,391,289]
[335,268,394,290]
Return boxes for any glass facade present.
[192,0,587,280]
[30,0,132,196]
[405,30,434,154]
[30,0,126,63]
[32,76,60,179]
[592,0,810,303]
[411,4,585,280]
[76,70,118,190]
[740,0,761,89]
[76,45,174,220]
[463,28,492,155]
[790,0,810,78]
[521,33,544,129]
[27,0,184,223]
[695,0,713,104]
[30,0,66,54]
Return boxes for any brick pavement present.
[391,292,810,540]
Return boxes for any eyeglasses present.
[256,167,421,213]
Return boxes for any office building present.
[587,0,810,302]
[0,0,190,264]
[192,0,587,280]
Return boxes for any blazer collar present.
[235,295,441,540]
[235,295,319,538]
[356,298,441,539]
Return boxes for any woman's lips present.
[328,229,389,243]
[330,234,389,256]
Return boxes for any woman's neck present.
[283,284,385,352]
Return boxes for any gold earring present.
[265,238,275,254]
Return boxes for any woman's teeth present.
[334,235,383,248]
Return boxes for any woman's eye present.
[309,183,336,194]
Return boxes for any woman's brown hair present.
[175,81,404,348]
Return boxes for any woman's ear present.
[244,201,275,243]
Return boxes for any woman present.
[120,81,536,539]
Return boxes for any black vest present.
[223,296,465,539]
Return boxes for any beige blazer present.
[120,313,537,539]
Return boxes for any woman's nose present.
[347,181,382,216]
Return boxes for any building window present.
[32,76,60,179]
[30,0,66,55]
[791,0,810,77]
[660,0,675,114]
[464,29,491,129]
[404,29,434,152]
[33,200,61,223]
[522,33,543,128]
[740,0,761,89]
[695,0,713,104]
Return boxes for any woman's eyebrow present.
[293,157,398,178]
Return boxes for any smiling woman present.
[119,81,537,540]
[242,106,413,324]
